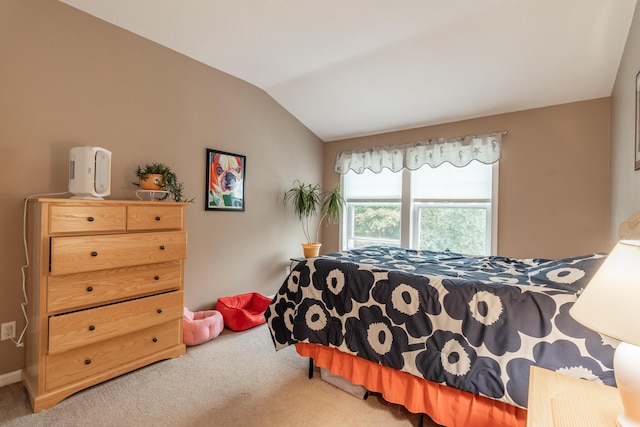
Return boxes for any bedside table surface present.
[527,366,622,426]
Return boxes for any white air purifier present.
[69,146,112,199]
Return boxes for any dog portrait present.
[206,149,246,211]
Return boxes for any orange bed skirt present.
[295,343,527,427]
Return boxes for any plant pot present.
[139,174,164,190]
[302,242,322,258]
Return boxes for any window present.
[342,161,498,255]
[343,168,402,248]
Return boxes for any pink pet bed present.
[216,292,272,331]
[182,307,224,346]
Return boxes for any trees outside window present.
[342,161,497,255]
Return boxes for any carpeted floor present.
[0,324,442,427]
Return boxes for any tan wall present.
[322,99,612,259]
[0,0,623,380]
[0,0,322,376]
[611,3,640,238]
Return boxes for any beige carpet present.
[0,324,442,427]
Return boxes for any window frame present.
[342,201,402,249]
[340,162,499,254]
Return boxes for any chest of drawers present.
[23,198,188,412]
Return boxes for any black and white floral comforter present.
[265,246,617,408]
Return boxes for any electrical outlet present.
[1,321,16,341]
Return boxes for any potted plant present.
[133,163,192,202]
[283,179,344,258]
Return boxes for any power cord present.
[14,192,70,347]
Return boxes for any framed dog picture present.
[205,148,246,211]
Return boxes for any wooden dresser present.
[23,198,188,412]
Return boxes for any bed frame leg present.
[418,413,423,427]
[308,358,314,379]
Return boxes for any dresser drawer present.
[49,205,126,234]
[48,291,183,354]
[45,320,181,391]
[50,231,186,275]
[127,205,184,231]
[48,261,183,314]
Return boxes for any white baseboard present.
[0,370,22,388]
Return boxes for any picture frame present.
[636,70,640,170]
[205,148,246,211]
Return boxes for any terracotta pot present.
[139,174,164,190]
[302,242,322,258]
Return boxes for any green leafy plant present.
[283,180,344,244]
[133,163,193,202]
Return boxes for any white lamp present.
[570,240,640,427]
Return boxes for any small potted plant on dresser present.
[133,163,192,202]
[283,179,344,258]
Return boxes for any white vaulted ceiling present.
[59,0,637,142]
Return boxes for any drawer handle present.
[86,286,93,292]
[85,359,91,365]
[91,251,98,257]
[152,337,158,343]
[155,216,161,221]
[87,217,94,222]
[154,276,160,281]
[157,308,163,314]
[88,325,95,331]
[159,245,165,250]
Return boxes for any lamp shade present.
[570,240,640,347]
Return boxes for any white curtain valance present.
[335,132,503,174]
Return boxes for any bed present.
[265,245,618,427]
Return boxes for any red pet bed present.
[216,292,272,331]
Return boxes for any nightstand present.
[527,366,623,426]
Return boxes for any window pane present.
[412,161,492,199]
[344,169,401,199]
[418,206,487,255]
[352,203,401,239]
[350,240,400,249]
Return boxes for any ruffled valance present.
[335,132,503,174]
